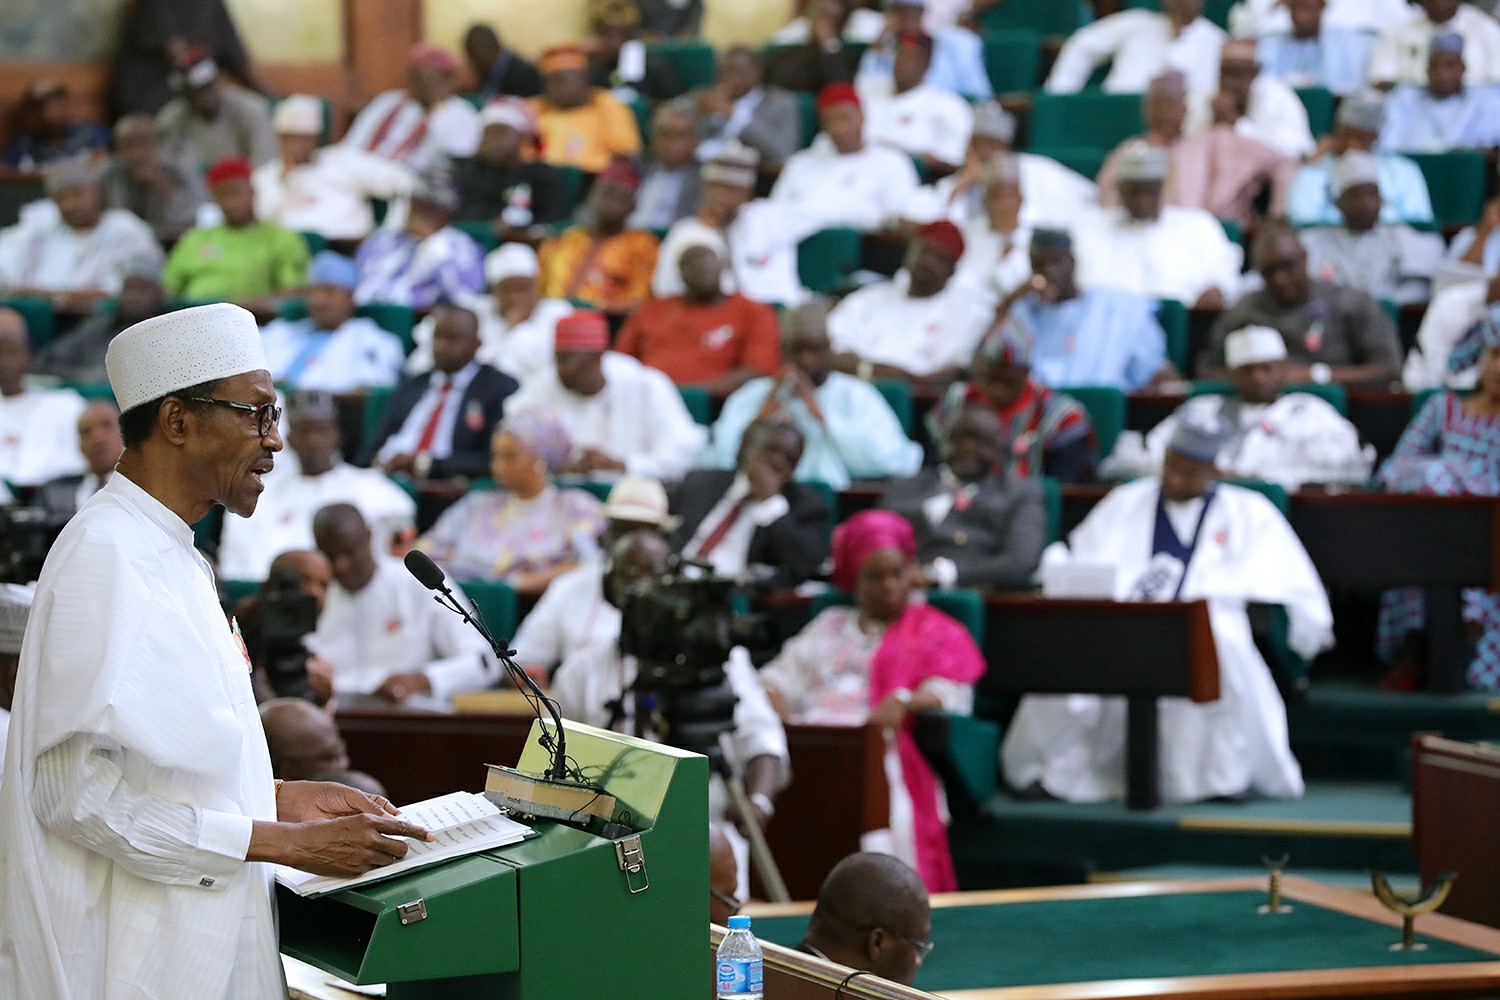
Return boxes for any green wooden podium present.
[278,721,710,999]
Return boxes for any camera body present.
[255,567,321,700]
[0,506,67,584]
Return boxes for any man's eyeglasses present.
[899,934,936,960]
[711,888,743,917]
[183,397,281,438]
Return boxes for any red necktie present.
[694,497,750,558]
[414,379,452,457]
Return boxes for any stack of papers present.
[275,791,532,898]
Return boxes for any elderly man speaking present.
[0,303,431,999]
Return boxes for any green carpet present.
[751,891,1493,993]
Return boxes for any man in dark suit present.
[881,405,1047,591]
[671,417,829,588]
[365,305,518,479]
[696,47,804,170]
[32,400,123,521]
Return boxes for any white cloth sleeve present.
[420,580,500,699]
[1045,15,1133,93]
[724,648,791,790]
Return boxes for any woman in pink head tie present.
[760,509,985,892]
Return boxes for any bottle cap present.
[728,915,751,930]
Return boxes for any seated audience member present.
[1185,39,1314,159]
[1231,0,1418,36]
[33,257,164,383]
[907,101,1097,232]
[773,0,886,46]
[617,234,781,393]
[710,301,922,490]
[882,406,1047,590]
[1,80,108,170]
[671,417,830,587]
[1106,326,1374,489]
[1200,222,1403,386]
[856,0,992,101]
[0,585,35,770]
[353,178,484,309]
[950,156,1033,308]
[1256,0,1376,97]
[31,401,123,521]
[1074,143,1242,309]
[861,31,973,174]
[537,159,659,318]
[1378,34,1500,152]
[0,309,88,487]
[695,46,802,170]
[109,0,264,119]
[164,157,309,310]
[341,44,480,172]
[1447,196,1500,279]
[1301,153,1444,305]
[1098,71,1293,230]
[416,410,605,592]
[1405,271,1500,389]
[308,503,497,703]
[587,0,684,103]
[0,158,162,312]
[1376,320,1500,690]
[255,95,416,244]
[825,221,992,383]
[507,312,707,479]
[638,0,703,36]
[1044,0,1227,95]
[769,84,921,232]
[1002,416,1333,803]
[260,252,405,392]
[1287,93,1435,227]
[98,113,205,245]
[155,47,277,169]
[1367,0,1500,88]
[629,100,703,232]
[709,824,742,925]
[408,244,573,382]
[764,0,868,94]
[928,316,1097,481]
[463,23,542,101]
[1007,229,1175,393]
[369,304,518,479]
[760,510,984,890]
[454,98,569,242]
[654,143,817,307]
[529,44,643,173]
[793,853,932,987]
[259,699,350,780]
[219,391,416,581]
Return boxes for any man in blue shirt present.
[857,0,992,100]
[1257,0,1375,97]
[1380,33,1500,152]
[260,251,406,393]
[1287,92,1436,226]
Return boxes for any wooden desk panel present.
[1413,735,1500,931]
[333,704,532,805]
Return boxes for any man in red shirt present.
[614,231,781,394]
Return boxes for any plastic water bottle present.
[716,914,764,1000]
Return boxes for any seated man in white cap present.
[259,251,406,392]
[0,308,88,488]
[1255,0,1378,98]
[1105,325,1373,489]
[1044,0,1226,95]
[155,46,278,169]
[1184,38,1315,159]
[1301,153,1444,305]
[1073,142,1243,310]
[856,0,991,100]
[1367,0,1500,88]
[0,158,163,314]
[353,178,485,309]
[1286,92,1435,228]
[342,44,482,172]
[1378,33,1500,153]
[1002,414,1334,805]
[0,303,429,999]
[453,96,570,244]
[100,113,207,246]
[218,390,416,581]
[948,156,1034,310]
[253,94,417,244]
[860,30,973,175]
[0,583,34,774]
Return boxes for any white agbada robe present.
[1001,478,1333,804]
[253,146,417,241]
[905,154,1100,231]
[259,315,407,393]
[505,352,708,480]
[953,221,1033,310]
[1403,279,1485,391]
[510,562,613,672]
[861,83,974,167]
[0,474,280,1000]
[1185,76,1316,159]
[769,136,922,232]
[406,296,574,382]
[0,208,163,298]
[825,270,995,375]
[1074,205,1244,305]
[1045,11,1228,94]
[0,385,88,487]
[652,202,823,306]
[341,91,482,172]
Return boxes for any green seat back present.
[223,578,262,607]
[1411,386,1442,419]
[1028,91,1144,151]
[1294,87,1335,136]
[362,385,395,453]
[453,219,499,253]
[982,29,1043,94]
[630,96,653,143]
[978,0,1083,34]
[796,478,839,543]
[797,227,862,294]
[793,90,819,148]
[647,41,718,90]
[279,300,417,353]
[572,480,614,502]
[1189,380,1348,415]
[299,231,329,257]
[3,296,55,350]
[1405,151,1487,228]
[1220,218,1243,245]
[556,165,588,220]
[1124,0,1235,27]
[1220,477,1289,513]
[1024,144,1109,181]
[1156,298,1189,372]
[1063,385,1127,458]
[192,505,223,555]
[679,385,712,425]
[64,381,116,402]
[457,578,518,640]
[1040,475,1062,544]
[873,379,914,435]
[811,587,986,645]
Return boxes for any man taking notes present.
[0,303,430,1000]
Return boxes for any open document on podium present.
[275,791,534,898]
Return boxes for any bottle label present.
[716,957,763,994]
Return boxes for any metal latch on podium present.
[615,836,648,893]
[397,899,428,925]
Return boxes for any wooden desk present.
[1413,735,1500,930]
[333,702,532,805]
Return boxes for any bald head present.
[313,503,376,593]
[260,698,350,780]
[267,548,333,611]
[803,852,931,986]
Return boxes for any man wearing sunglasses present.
[798,852,934,987]
[0,303,432,1000]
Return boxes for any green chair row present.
[1189,379,1349,415]
[278,300,417,353]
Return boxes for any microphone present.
[403,550,570,781]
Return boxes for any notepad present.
[274,791,533,898]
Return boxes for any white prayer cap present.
[485,243,540,284]
[273,95,323,135]
[0,583,35,655]
[972,101,1017,144]
[1116,142,1169,183]
[1224,325,1288,368]
[1330,151,1380,196]
[601,475,680,530]
[1167,414,1227,463]
[106,303,269,415]
[674,219,729,263]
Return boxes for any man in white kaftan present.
[1003,417,1334,804]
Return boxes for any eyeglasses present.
[900,934,936,960]
[183,397,281,438]
[711,888,743,917]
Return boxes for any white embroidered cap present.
[485,243,540,285]
[273,95,323,136]
[106,303,269,414]
[1224,325,1288,369]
